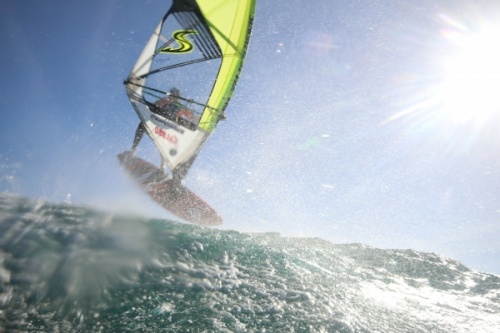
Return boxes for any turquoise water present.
[0,193,499,332]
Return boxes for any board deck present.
[117,151,222,226]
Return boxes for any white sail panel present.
[132,100,208,170]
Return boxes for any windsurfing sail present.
[124,0,256,179]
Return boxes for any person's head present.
[169,87,180,97]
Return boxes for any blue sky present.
[1,0,500,274]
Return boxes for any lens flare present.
[436,21,500,124]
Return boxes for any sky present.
[1,0,500,274]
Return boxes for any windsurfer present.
[130,87,191,178]
[131,87,181,155]
[153,88,196,126]
[154,87,182,118]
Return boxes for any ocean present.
[0,193,498,332]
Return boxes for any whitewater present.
[0,193,498,332]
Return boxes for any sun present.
[381,17,500,128]
[435,21,500,124]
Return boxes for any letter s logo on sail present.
[159,30,198,54]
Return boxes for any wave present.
[0,193,499,332]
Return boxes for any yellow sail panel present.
[197,0,256,132]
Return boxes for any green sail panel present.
[196,0,256,132]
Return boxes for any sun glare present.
[436,22,500,124]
